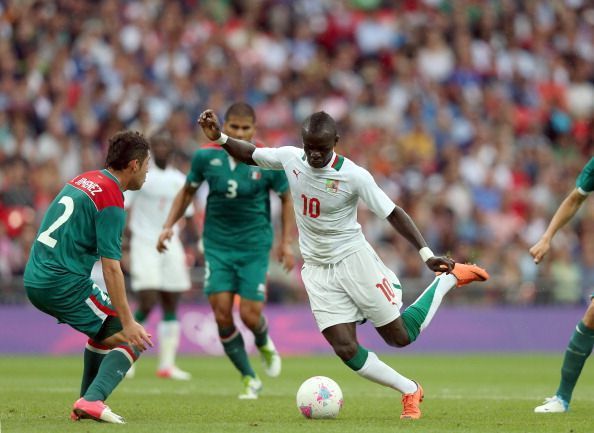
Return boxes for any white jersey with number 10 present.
[253,146,396,265]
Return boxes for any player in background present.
[197,109,489,419]
[23,131,152,424]
[158,102,295,399]
[124,131,194,381]
[531,157,594,413]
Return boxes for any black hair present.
[303,111,337,136]
[149,129,173,145]
[105,131,149,170]
[224,102,256,122]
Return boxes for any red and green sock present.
[83,344,140,402]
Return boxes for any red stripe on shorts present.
[89,295,118,317]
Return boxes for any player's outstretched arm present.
[386,206,454,273]
[101,257,153,350]
[530,188,587,264]
[198,109,257,165]
[158,183,197,252]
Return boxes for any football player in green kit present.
[158,102,295,399]
[531,156,594,413]
[24,131,152,424]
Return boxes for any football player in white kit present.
[125,131,194,380]
[197,109,489,419]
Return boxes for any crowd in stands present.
[1,0,593,305]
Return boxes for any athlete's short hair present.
[225,102,256,122]
[303,111,337,136]
[105,130,149,170]
[149,129,173,145]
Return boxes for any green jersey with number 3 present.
[24,169,126,290]
[187,144,288,251]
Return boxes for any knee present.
[137,297,156,316]
[239,310,260,330]
[382,332,410,348]
[137,300,153,316]
[330,340,359,362]
[212,307,233,328]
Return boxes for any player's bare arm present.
[530,188,588,264]
[101,256,153,350]
[278,190,296,272]
[158,183,198,253]
[386,206,454,273]
[198,109,258,165]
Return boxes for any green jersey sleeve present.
[187,150,205,187]
[576,157,594,194]
[268,169,289,195]
[96,206,126,260]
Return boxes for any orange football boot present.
[400,382,424,419]
[448,262,489,287]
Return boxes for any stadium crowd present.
[1,0,593,305]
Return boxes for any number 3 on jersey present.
[226,179,238,198]
[301,194,320,218]
[37,196,74,248]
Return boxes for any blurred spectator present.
[1,0,593,306]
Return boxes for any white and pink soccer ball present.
[296,376,343,419]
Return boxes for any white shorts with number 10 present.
[301,242,403,332]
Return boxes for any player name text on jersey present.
[74,178,103,196]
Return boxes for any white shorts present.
[301,242,403,332]
[130,235,191,292]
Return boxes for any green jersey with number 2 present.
[24,169,126,291]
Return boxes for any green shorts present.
[203,247,270,302]
[26,278,122,341]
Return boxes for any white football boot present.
[534,396,569,413]
[238,375,262,400]
[259,337,281,378]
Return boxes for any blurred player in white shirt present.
[125,130,194,380]
[197,109,489,420]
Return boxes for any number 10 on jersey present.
[301,194,320,218]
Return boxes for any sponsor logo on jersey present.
[74,177,103,196]
[293,169,301,179]
[210,159,222,166]
[325,179,340,194]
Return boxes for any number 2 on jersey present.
[37,196,74,248]
[301,194,320,218]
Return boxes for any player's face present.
[151,138,172,169]
[303,132,336,168]
[223,115,255,142]
[129,154,150,190]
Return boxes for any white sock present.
[356,351,417,394]
[416,273,457,333]
[158,320,180,370]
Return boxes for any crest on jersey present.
[210,159,222,166]
[251,168,261,180]
[325,179,340,193]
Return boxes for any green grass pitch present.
[0,354,592,433]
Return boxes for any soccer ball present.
[296,376,343,419]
